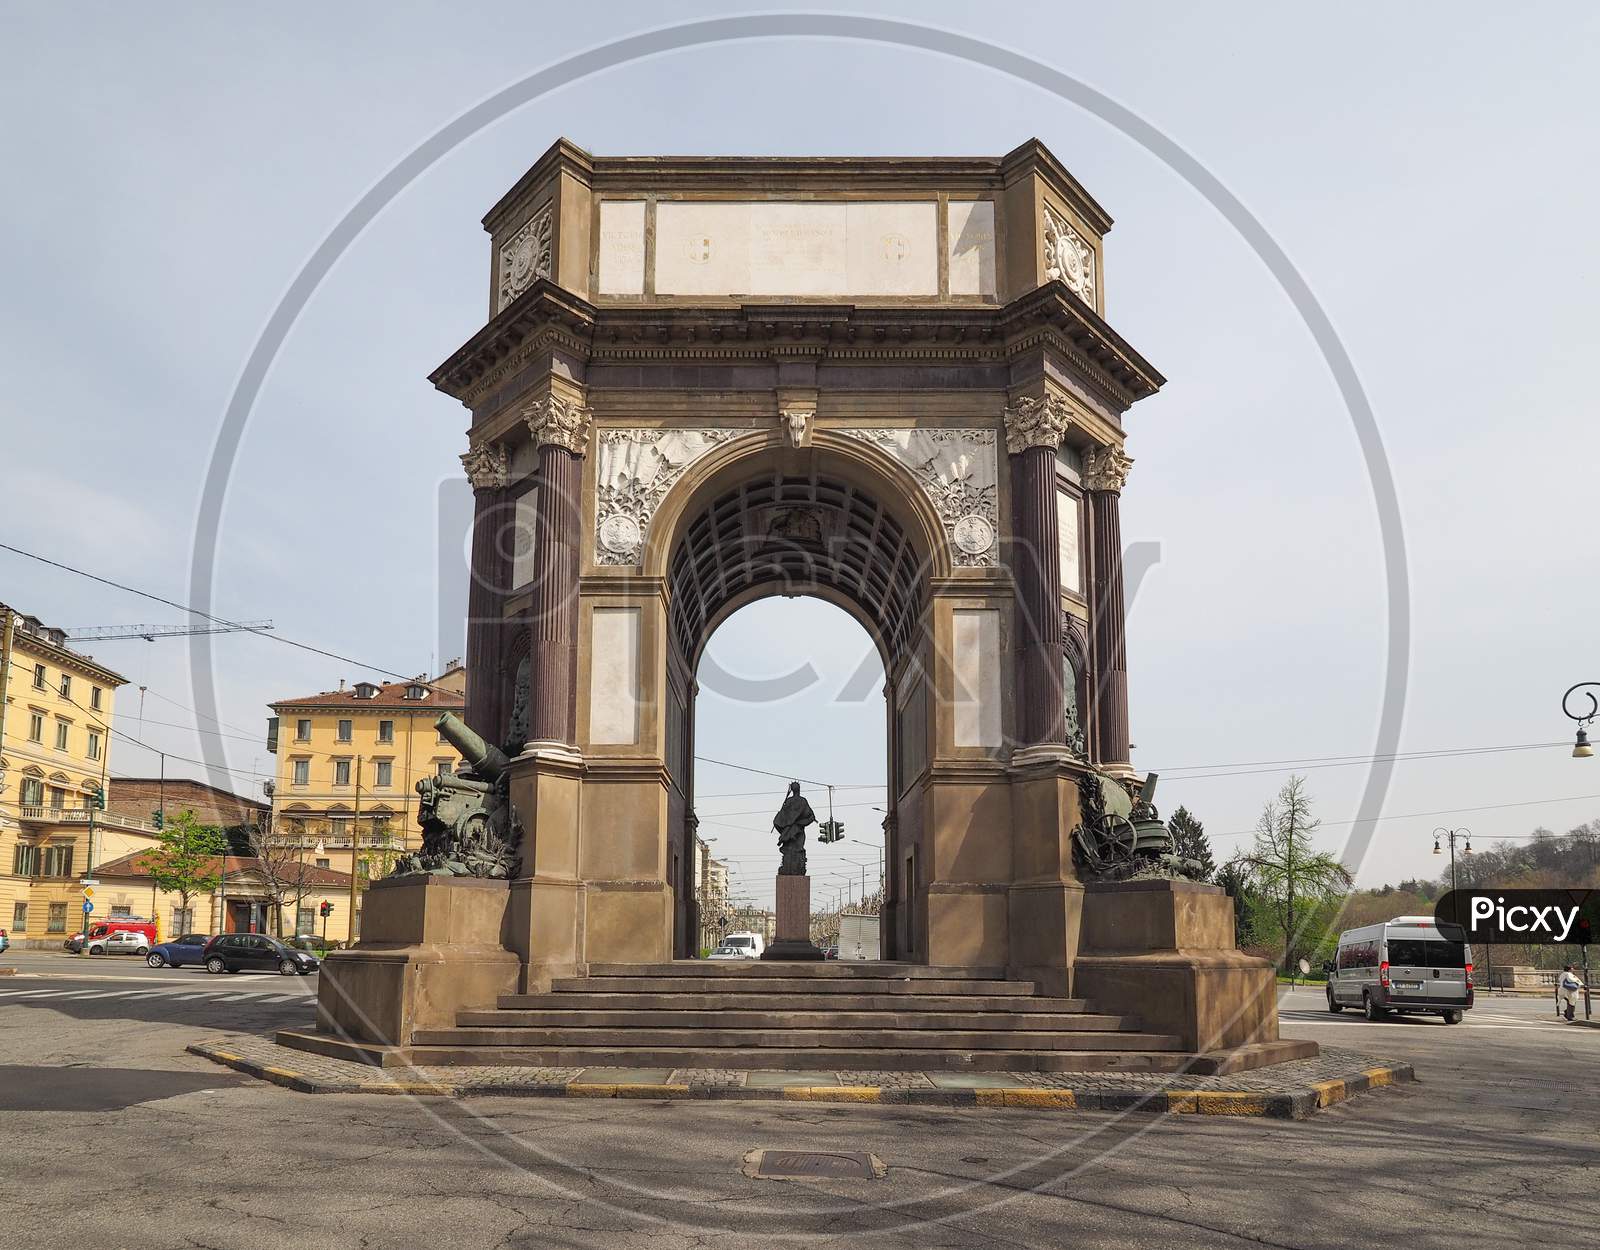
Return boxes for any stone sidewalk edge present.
[186,1042,1415,1120]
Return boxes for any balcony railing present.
[17,806,158,833]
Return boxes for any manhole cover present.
[746,1149,883,1180]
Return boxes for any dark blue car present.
[145,933,211,969]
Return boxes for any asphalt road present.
[0,962,1596,1249]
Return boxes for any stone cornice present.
[432,283,1164,418]
[481,136,1113,234]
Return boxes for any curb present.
[186,1043,1414,1119]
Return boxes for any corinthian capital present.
[459,442,509,491]
[1002,394,1074,456]
[522,393,593,455]
[1082,442,1134,493]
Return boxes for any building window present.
[32,663,46,690]
[296,719,311,741]
[13,844,39,876]
[292,759,310,785]
[90,686,102,711]
[296,905,315,936]
[54,722,69,751]
[48,786,66,809]
[12,901,27,931]
[47,902,67,933]
[337,719,353,742]
[375,761,393,788]
[436,761,452,779]
[28,713,43,743]
[315,858,330,870]
[377,719,394,743]
[87,731,101,761]
[42,844,75,878]
[59,673,71,698]
[334,759,351,786]
[110,904,132,918]
[172,907,193,934]
[20,777,44,807]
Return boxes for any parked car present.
[823,945,839,960]
[706,945,747,960]
[284,935,331,956]
[146,933,212,968]
[201,933,319,976]
[66,919,158,952]
[87,930,151,956]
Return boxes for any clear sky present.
[3,3,1597,908]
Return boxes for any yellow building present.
[265,665,467,891]
[0,606,162,946]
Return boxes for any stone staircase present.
[404,961,1191,1072]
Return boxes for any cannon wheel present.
[1100,814,1139,860]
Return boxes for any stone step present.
[412,1025,1184,1053]
[549,976,1036,996]
[585,962,1007,979]
[395,1043,1194,1073]
[459,1008,1137,1032]
[500,992,1090,1013]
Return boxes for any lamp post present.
[1564,682,1599,758]
[1432,827,1473,893]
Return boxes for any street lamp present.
[1563,683,1599,758]
[1433,826,1472,892]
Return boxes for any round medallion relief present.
[952,514,995,556]
[598,513,642,556]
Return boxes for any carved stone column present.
[461,443,510,743]
[1083,442,1135,771]
[523,393,591,750]
[1003,395,1074,752]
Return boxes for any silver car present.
[1327,916,1473,1023]
[87,930,151,957]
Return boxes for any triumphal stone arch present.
[293,140,1306,1073]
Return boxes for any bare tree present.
[1240,776,1352,971]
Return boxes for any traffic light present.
[90,790,105,811]
[818,820,844,844]
[319,900,333,918]
[151,810,164,830]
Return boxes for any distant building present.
[107,777,267,832]
[265,664,466,882]
[93,849,354,942]
[0,606,162,946]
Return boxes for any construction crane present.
[65,621,274,642]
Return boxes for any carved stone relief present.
[1082,442,1134,493]
[460,443,509,491]
[781,407,815,448]
[593,428,740,565]
[1002,394,1074,455]
[1043,204,1096,308]
[842,428,999,567]
[498,202,554,311]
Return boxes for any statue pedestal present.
[761,874,825,961]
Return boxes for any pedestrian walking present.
[1556,964,1584,1022]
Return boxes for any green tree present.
[1214,855,1256,945]
[1239,776,1353,972]
[1167,806,1216,881]
[144,811,226,930]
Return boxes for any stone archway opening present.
[689,594,886,954]
[658,454,937,961]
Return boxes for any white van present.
[1327,915,1473,1023]
[719,932,765,959]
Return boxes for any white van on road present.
[719,932,765,959]
[1328,915,1473,1023]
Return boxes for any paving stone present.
[745,1071,837,1087]
[574,1067,675,1085]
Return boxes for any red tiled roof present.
[94,850,354,887]
[270,678,464,711]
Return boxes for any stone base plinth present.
[1072,878,1296,1055]
[761,874,824,961]
[307,874,519,1050]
